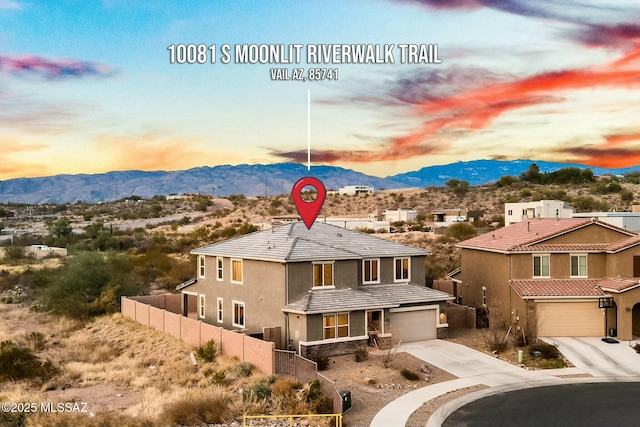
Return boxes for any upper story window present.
[394,257,410,282]
[533,255,550,277]
[363,259,380,284]
[231,259,243,284]
[313,262,334,287]
[198,255,206,279]
[570,255,587,277]
[216,257,223,281]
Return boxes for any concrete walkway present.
[370,338,640,427]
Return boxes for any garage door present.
[537,301,603,337]
[389,307,437,342]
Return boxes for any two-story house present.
[179,222,453,358]
[452,218,640,340]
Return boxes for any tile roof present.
[192,222,427,262]
[510,277,640,299]
[360,283,454,305]
[282,283,453,314]
[282,288,397,314]
[458,218,638,253]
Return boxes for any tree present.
[445,223,477,241]
[45,251,146,319]
[520,163,541,183]
[47,217,72,239]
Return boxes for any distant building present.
[432,209,468,224]
[338,185,374,196]
[572,212,640,232]
[383,209,418,222]
[319,217,390,232]
[505,200,573,225]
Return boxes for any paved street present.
[370,337,640,427]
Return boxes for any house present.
[383,209,418,222]
[572,212,640,232]
[505,200,573,225]
[432,208,467,224]
[338,185,374,195]
[179,222,453,359]
[452,218,640,340]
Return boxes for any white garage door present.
[537,301,603,337]
[389,307,437,342]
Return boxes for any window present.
[323,313,349,339]
[482,286,487,307]
[507,209,513,216]
[232,301,245,328]
[313,262,334,287]
[570,255,587,277]
[367,310,384,334]
[634,256,640,278]
[198,294,205,319]
[231,259,243,284]
[216,257,223,281]
[363,259,380,284]
[533,255,550,277]
[198,255,206,278]
[216,297,223,323]
[394,257,410,282]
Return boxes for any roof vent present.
[337,232,343,237]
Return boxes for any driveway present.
[371,338,640,427]
[542,336,640,377]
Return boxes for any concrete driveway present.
[542,336,640,377]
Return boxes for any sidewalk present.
[369,339,600,427]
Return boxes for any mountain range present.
[0,160,638,204]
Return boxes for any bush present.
[243,382,272,401]
[210,369,227,385]
[354,348,368,362]
[315,355,330,371]
[400,368,420,381]
[529,341,560,359]
[0,341,57,381]
[233,361,253,377]
[165,387,235,425]
[195,339,217,363]
[272,377,302,396]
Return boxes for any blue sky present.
[1,0,640,179]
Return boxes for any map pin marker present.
[292,177,326,229]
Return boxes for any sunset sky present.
[1,0,640,180]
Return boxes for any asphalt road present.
[443,382,640,427]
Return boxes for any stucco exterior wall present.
[544,224,630,244]
[459,250,510,309]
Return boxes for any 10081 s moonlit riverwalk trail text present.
[167,43,442,65]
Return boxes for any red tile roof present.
[458,218,639,253]
[510,277,640,299]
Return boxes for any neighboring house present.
[572,212,640,232]
[433,208,467,224]
[338,185,374,195]
[318,217,390,232]
[505,200,573,225]
[383,209,418,222]
[452,218,640,340]
[179,222,452,359]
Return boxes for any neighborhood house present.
[451,218,640,340]
[179,222,452,359]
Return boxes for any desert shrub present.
[3,245,29,260]
[23,331,47,351]
[0,411,26,427]
[445,223,477,241]
[233,361,253,377]
[354,348,368,362]
[271,377,302,396]
[512,331,527,348]
[165,386,236,426]
[195,339,217,363]
[529,341,560,359]
[400,368,420,381]
[482,306,508,353]
[314,355,330,371]
[210,369,227,386]
[0,341,57,381]
[265,374,276,384]
[243,382,272,401]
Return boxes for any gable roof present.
[457,218,638,253]
[192,222,428,262]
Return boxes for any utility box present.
[340,390,352,413]
[609,328,617,337]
